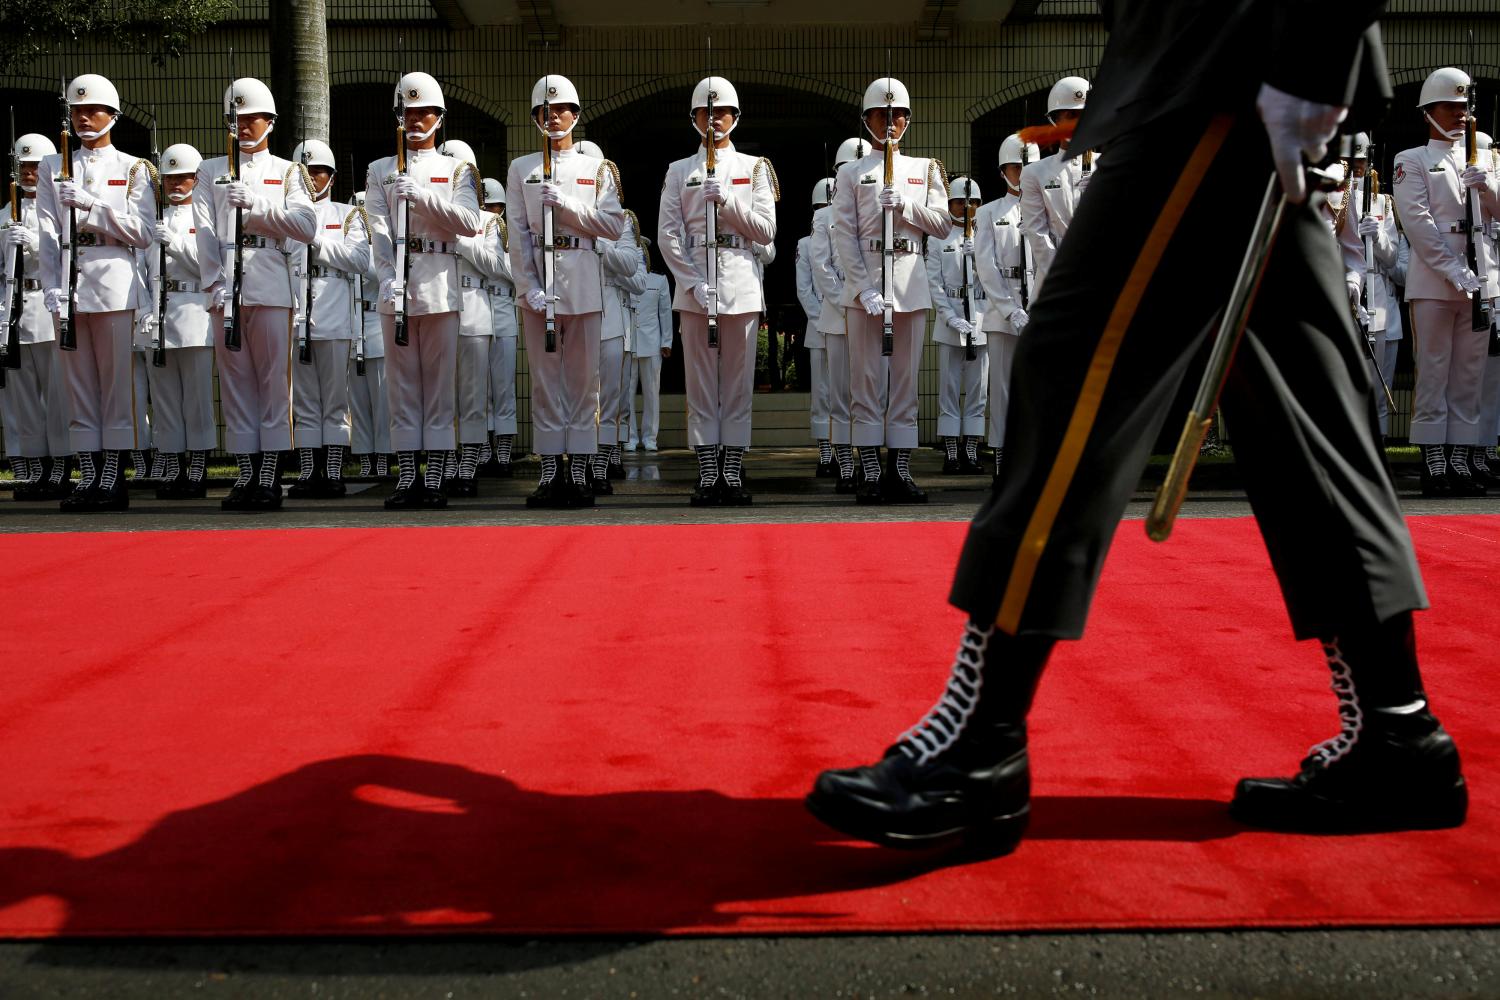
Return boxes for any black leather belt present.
[407,238,457,254]
[868,237,917,254]
[164,279,200,293]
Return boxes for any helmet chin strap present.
[1424,111,1465,142]
[863,115,911,148]
[534,113,579,142]
[238,119,273,151]
[692,112,740,145]
[74,113,120,142]
[20,183,36,194]
[167,190,191,203]
[407,113,445,143]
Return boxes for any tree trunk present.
[268,0,329,156]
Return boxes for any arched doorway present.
[330,83,508,203]
[587,81,855,393]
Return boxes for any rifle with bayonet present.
[959,177,977,361]
[2,106,21,383]
[150,108,166,368]
[880,57,895,358]
[57,76,77,352]
[223,52,244,352]
[704,36,720,350]
[1466,36,1490,334]
[298,122,313,366]
[351,152,366,377]
[540,74,556,352]
[393,48,411,348]
[1356,150,1397,414]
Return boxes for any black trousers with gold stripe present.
[950,110,1427,642]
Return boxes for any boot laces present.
[1306,638,1364,768]
[897,622,992,765]
[232,454,254,489]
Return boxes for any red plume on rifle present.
[1017,120,1077,147]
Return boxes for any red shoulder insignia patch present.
[1394,163,1405,185]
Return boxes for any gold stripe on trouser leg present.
[996,114,1234,635]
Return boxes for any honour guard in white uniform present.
[289,138,367,498]
[1020,76,1094,298]
[1393,67,1497,497]
[507,74,626,508]
[832,76,949,504]
[1473,131,1500,490]
[195,76,318,511]
[592,198,647,494]
[627,253,672,452]
[797,177,833,476]
[974,133,1039,488]
[925,175,988,475]
[659,75,779,506]
[349,189,391,479]
[433,138,503,497]
[367,72,483,509]
[3,133,75,500]
[479,177,518,477]
[143,143,215,499]
[809,137,871,492]
[37,74,154,511]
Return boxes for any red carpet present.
[0,515,1496,936]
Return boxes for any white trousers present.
[488,336,518,437]
[1480,352,1500,445]
[61,310,136,453]
[455,334,491,444]
[680,311,757,448]
[627,353,663,449]
[292,339,353,449]
[521,310,601,456]
[3,342,71,456]
[349,354,391,455]
[824,333,858,446]
[1371,337,1400,437]
[146,346,217,453]
[215,305,293,454]
[382,311,458,453]
[1408,300,1490,445]
[986,332,1020,449]
[846,308,923,449]
[132,352,153,449]
[807,345,831,441]
[937,342,989,438]
[598,336,627,445]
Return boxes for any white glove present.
[1254,83,1348,205]
[58,180,95,211]
[539,182,565,208]
[1462,164,1490,192]
[525,288,549,312]
[1355,305,1374,329]
[391,175,427,207]
[693,282,711,309]
[946,316,974,336]
[226,181,259,211]
[1356,215,1381,240]
[210,284,231,311]
[858,288,884,316]
[1346,273,1362,306]
[3,224,37,252]
[1442,263,1483,295]
[701,177,724,204]
[43,287,62,314]
[153,220,174,248]
[1077,168,1093,193]
[877,185,904,211]
[960,237,975,255]
[1009,307,1030,332]
[137,311,157,339]
[380,278,406,304]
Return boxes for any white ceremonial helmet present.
[354,190,366,207]
[811,177,834,206]
[439,138,476,163]
[861,77,911,115]
[160,143,202,175]
[531,75,583,140]
[1478,131,1493,153]
[948,176,981,202]
[834,136,870,166]
[691,77,741,142]
[224,77,277,120]
[293,139,336,170]
[998,133,1040,167]
[1047,76,1090,118]
[396,72,447,112]
[67,74,121,112]
[1418,67,1470,108]
[15,133,57,163]
[482,177,505,204]
[573,139,604,158]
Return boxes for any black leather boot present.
[806,624,1054,856]
[1230,615,1467,833]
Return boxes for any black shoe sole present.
[1228,777,1468,833]
[804,791,1030,858]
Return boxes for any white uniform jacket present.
[809,205,846,337]
[304,198,370,341]
[925,224,988,348]
[507,147,625,316]
[483,214,517,340]
[1,199,51,342]
[193,149,316,310]
[973,192,1026,336]
[630,271,673,355]
[145,201,212,348]
[1393,139,1500,303]
[659,143,777,316]
[1019,148,1095,296]
[38,145,154,313]
[600,211,647,343]
[1331,182,1402,335]
[356,250,383,360]
[795,234,821,340]
[454,211,506,338]
[366,147,482,317]
[832,149,949,312]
